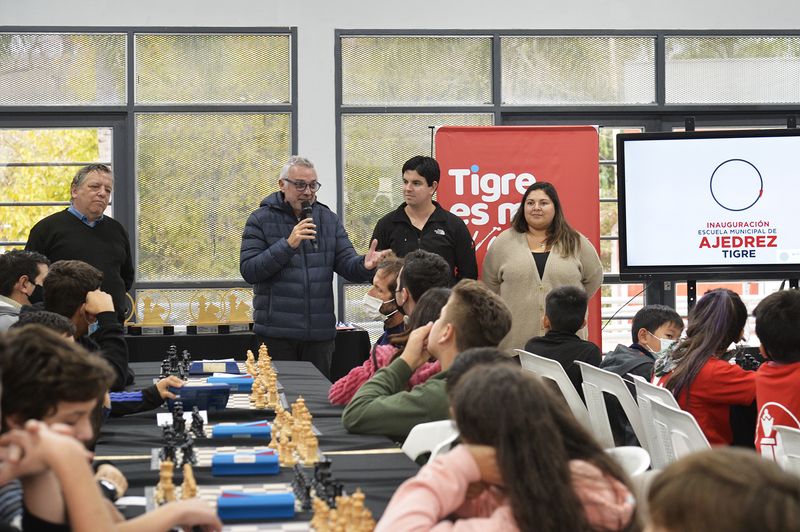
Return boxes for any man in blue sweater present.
[240,156,387,378]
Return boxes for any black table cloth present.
[96,360,418,520]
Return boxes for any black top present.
[523,330,602,399]
[531,251,549,279]
[26,209,134,323]
[371,202,478,281]
[77,310,134,392]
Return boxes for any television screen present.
[617,129,800,280]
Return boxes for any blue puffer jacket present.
[240,192,373,341]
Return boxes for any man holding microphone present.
[240,156,387,378]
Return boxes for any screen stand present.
[791,279,799,290]
[687,280,697,312]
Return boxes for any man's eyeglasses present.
[283,178,321,192]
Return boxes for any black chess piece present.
[181,349,192,372]
[159,425,177,463]
[179,433,197,467]
[172,401,186,434]
[168,344,179,373]
[190,406,205,439]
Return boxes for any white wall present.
[3,0,800,208]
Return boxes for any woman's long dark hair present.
[451,364,635,531]
[510,181,581,257]
[369,287,451,372]
[665,288,748,401]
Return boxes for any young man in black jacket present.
[601,304,684,445]
[371,156,477,282]
[42,260,133,391]
[523,285,601,399]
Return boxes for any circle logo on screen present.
[709,159,763,212]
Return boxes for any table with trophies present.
[124,290,372,380]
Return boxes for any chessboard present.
[150,446,325,470]
[225,393,289,411]
[144,482,303,513]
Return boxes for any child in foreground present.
[376,364,637,531]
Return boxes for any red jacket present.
[669,357,756,445]
[755,361,800,457]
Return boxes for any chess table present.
[96,360,419,526]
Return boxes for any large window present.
[0,28,296,323]
[338,31,800,348]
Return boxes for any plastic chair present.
[515,349,591,431]
[774,425,800,475]
[402,419,459,461]
[575,361,649,451]
[429,429,460,461]
[605,446,651,477]
[648,398,710,466]
[631,375,680,469]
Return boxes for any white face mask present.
[648,331,675,354]
[362,293,396,321]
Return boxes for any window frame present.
[0,26,297,296]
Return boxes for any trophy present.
[222,288,254,333]
[126,292,175,336]
[187,290,227,334]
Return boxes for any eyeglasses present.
[283,178,321,192]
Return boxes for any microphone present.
[301,200,318,251]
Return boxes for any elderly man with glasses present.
[240,156,387,378]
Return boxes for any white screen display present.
[622,134,800,270]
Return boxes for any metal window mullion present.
[0,201,70,206]
[0,162,112,168]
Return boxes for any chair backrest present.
[631,375,680,469]
[575,361,649,452]
[648,399,710,465]
[515,349,591,431]
[605,446,651,477]
[429,429,461,461]
[402,419,459,461]
[774,425,800,475]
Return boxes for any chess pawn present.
[254,390,267,410]
[181,463,197,499]
[278,434,291,467]
[283,439,298,467]
[268,422,279,449]
[303,433,319,466]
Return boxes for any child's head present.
[648,448,800,532]
[754,289,800,363]
[12,309,77,338]
[543,285,588,334]
[667,288,747,399]
[43,259,103,325]
[630,305,684,353]
[445,347,516,397]
[430,279,512,359]
[450,364,633,531]
[1,325,114,443]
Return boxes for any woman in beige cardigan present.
[482,182,603,351]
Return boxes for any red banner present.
[435,126,602,344]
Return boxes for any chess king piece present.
[181,463,197,499]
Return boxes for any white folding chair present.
[402,419,459,461]
[429,429,460,461]
[648,399,710,466]
[605,446,651,477]
[515,349,591,431]
[575,361,649,452]
[774,425,800,475]
[631,375,680,469]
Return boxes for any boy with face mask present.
[601,304,684,445]
[361,254,404,345]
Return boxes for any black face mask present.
[29,284,45,305]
